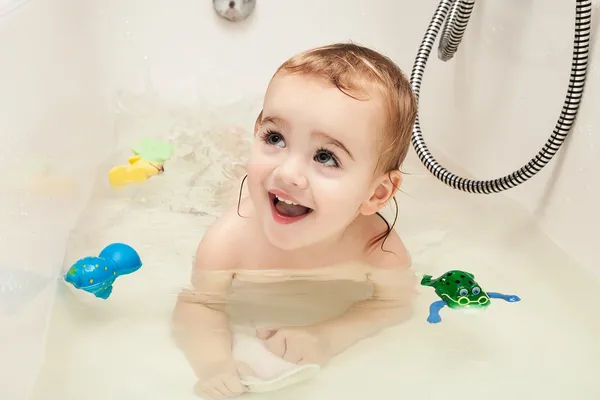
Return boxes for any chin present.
[259,214,349,252]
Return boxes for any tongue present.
[275,201,310,217]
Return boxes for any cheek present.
[247,146,274,191]
[313,173,371,212]
[247,160,266,190]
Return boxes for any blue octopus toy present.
[64,243,142,299]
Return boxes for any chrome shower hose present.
[410,0,591,193]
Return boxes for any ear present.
[359,170,402,216]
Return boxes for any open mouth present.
[269,192,312,224]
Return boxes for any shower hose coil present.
[410,0,591,194]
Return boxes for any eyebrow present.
[261,115,289,129]
[312,130,355,161]
[261,115,355,161]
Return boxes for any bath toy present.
[108,138,174,187]
[421,270,520,324]
[132,138,174,163]
[108,155,164,187]
[64,243,142,299]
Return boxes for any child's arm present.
[257,234,416,365]
[310,231,416,357]
[171,218,248,397]
[256,264,417,365]
[172,267,234,378]
[309,264,417,357]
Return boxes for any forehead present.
[263,73,386,157]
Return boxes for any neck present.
[268,226,354,268]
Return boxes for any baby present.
[172,43,418,399]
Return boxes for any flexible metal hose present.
[438,0,475,61]
[410,0,591,194]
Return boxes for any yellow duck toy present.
[108,138,174,187]
[108,155,164,187]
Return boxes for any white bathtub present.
[1,0,599,399]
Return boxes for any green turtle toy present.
[421,270,520,324]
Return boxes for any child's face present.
[247,73,390,251]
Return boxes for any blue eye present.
[472,287,481,295]
[459,288,468,297]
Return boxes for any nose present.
[274,157,308,189]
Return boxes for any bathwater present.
[29,93,600,400]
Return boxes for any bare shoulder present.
[195,208,248,271]
[375,228,411,269]
[186,208,252,294]
[357,214,417,300]
[356,213,411,270]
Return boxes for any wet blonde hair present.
[255,42,418,174]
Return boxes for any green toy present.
[132,138,174,164]
[421,270,520,324]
